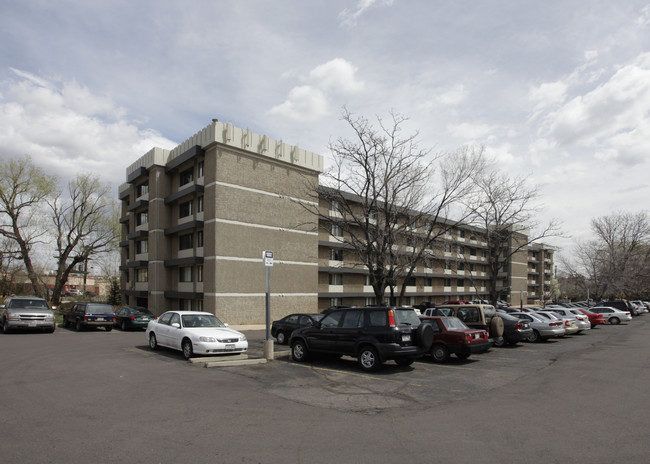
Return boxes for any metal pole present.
[265,266,271,341]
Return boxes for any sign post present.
[263,251,274,360]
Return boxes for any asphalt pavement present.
[1,318,649,463]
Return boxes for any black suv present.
[289,306,434,371]
[62,302,115,331]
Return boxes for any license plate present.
[225,344,236,350]
[401,334,411,342]
[474,333,480,339]
[96,318,104,321]
[28,321,37,327]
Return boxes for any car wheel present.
[395,357,414,367]
[416,323,435,351]
[121,320,127,331]
[527,329,540,343]
[357,346,381,371]
[610,317,620,325]
[182,339,193,360]
[493,336,506,347]
[291,339,309,362]
[430,344,450,363]
[149,333,159,350]
[490,316,505,338]
[75,320,82,332]
[276,331,286,345]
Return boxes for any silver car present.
[509,311,565,342]
[0,296,56,333]
[539,308,591,333]
[590,306,632,325]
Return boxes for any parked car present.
[419,316,490,362]
[290,306,434,371]
[600,300,636,316]
[0,296,56,334]
[61,302,115,331]
[576,307,607,328]
[434,304,505,343]
[540,308,591,333]
[535,310,579,335]
[271,313,324,344]
[589,306,632,325]
[508,311,565,342]
[114,306,155,331]
[630,301,648,314]
[494,312,533,347]
[147,311,247,360]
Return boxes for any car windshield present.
[9,299,49,309]
[86,304,114,314]
[394,308,421,326]
[441,317,470,331]
[181,314,225,328]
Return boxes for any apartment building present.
[120,121,554,322]
[119,121,323,324]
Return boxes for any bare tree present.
[0,157,57,298]
[48,173,118,305]
[309,108,485,304]
[463,170,562,306]
[565,211,650,300]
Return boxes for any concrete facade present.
[120,121,555,322]
[119,121,322,323]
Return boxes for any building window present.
[330,297,342,308]
[136,268,148,283]
[179,233,193,250]
[405,277,416,286]
[198,161,204,178]
[197,230,204,248]
[136,182,148,198]
[424,277,433,286]
[365,275,372,286]
[179,299,192,311]
[195,299,203,312]
[136,239,148,254]
[423,258,432,269]
[457,279,464,287]
[197,265,203,282]
[330,249,343,261]
[330,200,340,213]
[180,167,193,186]
[457,245,464,254]
[470,248,476,256]
[482,250,488,258]
[445,243,452,253]
[179,266,192,282]
[365,297,376,306]
[458,230,465,239]
[197,196,204,213]
[445,261,452,270]
[458,262,465,271]
[329,274,343,285]
[136,212,148,226]
[330,223,343,237]
[443,278,451,287]
[179,200,193,218]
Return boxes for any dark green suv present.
[289,306,434,371]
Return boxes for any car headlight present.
[240,334,247,341]
[199,336,216,342]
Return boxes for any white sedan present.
[146,311,248,359]
[590,306,632,325]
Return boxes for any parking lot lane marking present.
[291,363,424,387]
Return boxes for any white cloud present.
[267,58,364,124]
[447,122,495,140]
[438,84,466,106]
[0,70,177,192]
[338,0,395,28]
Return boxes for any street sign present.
[263,250,274,267]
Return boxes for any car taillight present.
[84,315,88,321]
[565,320,570,327]
[130,316,136,320]
[387,309,396,327]
[515,323,522,330]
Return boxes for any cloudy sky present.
[1,0,649,258]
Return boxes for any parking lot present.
[1,318,650,463]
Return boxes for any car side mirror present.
[172,322,181,328]
[224,323,229,327]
